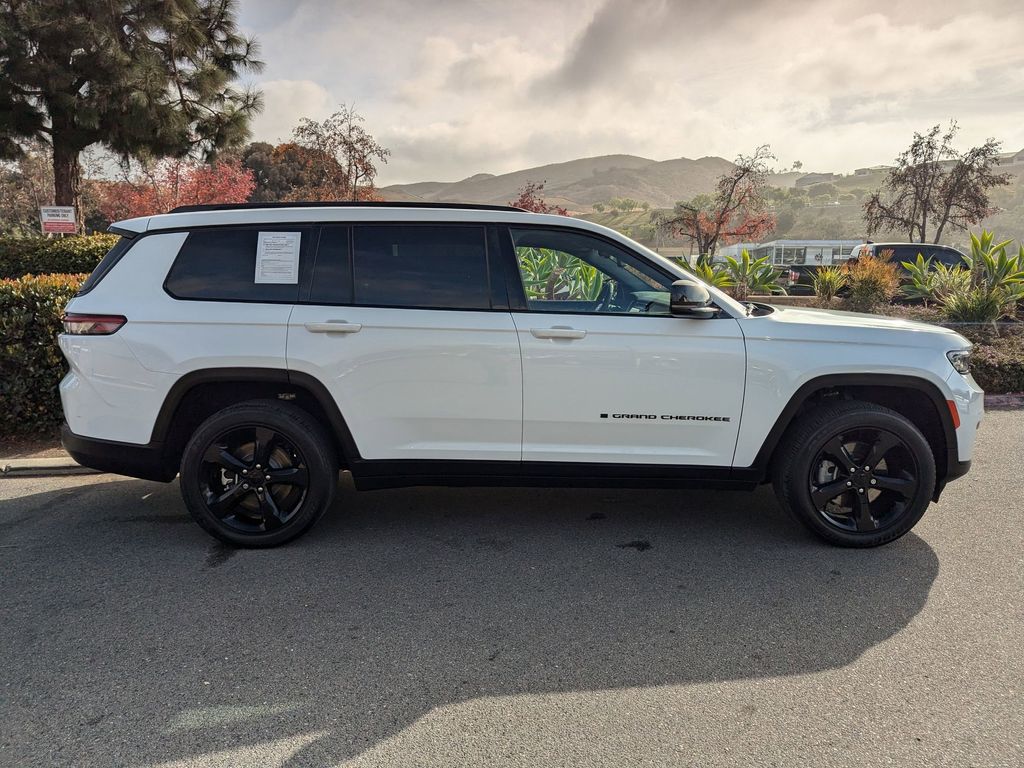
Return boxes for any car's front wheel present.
[773,400,937,547]
[180,399,338,547]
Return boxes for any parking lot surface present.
[1,412,1022,767]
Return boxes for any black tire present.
[180,399,338,547]
[772,400,936,547]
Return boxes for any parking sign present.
[40,206,77,234]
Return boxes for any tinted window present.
[929,247,965,267]
[352,225,490,309]
[77,236,133,295]
[880,246,921,263]
[510,227,671,315]
[166,228,307,302]
[309,225,353,304]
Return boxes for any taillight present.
[61,313,127,335]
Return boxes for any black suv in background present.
[850,242,968,269]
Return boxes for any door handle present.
[530,327,586,340]
[304,321,362,334]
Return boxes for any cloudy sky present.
[237,0,1024,185]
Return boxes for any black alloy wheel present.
[773,400,937,547]
[180,400,337,547]
[808,427,920,534]
[199,425,309,534]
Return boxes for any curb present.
[1,457,101,477]
[985,394,1024,410]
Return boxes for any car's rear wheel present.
[773,400,936,547]
[180,400,337,547]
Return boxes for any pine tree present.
[0,0,263,221]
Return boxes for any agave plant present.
[931,262,971,301]
[957,231,1024,318]
[517,247,606,301]
[900,253,938,305]
[683,260,733,289]
[964,230,1019,290]
[722,249,785,301]
[942,285,1008,324]
[811,265,848,304]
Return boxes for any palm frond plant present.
[722,249,785,301]
[900,254,938,306]
[951,232,1024,321]
[683,260,733,290]
[964,230,1016,290]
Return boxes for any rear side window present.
[165,228,309,302]
[76,236,133,295]
[880,246,919,263]
[929,247,965,267]
[351,225,490,309]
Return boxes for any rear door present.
[287,223,522,462]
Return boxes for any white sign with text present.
[40,206,77,234]
[254,231,301,284]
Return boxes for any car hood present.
[743,304,970,350]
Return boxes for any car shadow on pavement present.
[0,474,939,767]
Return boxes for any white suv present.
[59,203,983,548]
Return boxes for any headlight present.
[947,349,971,375]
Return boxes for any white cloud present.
[237,1,1024,184]
[249,80,336,145]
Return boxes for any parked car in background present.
[850,242,968,270]
[788,242,969,297]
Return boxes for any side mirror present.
[670,279,717,318]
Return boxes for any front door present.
[505,226,746,466]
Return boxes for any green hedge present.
[0,234,117,279]
[0,273,86,437]
[0,272,1021,440]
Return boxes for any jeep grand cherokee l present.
[59,202,983,548]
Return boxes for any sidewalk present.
[0,439,97,477]
[1,455,98,477]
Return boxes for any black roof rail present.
[168,201,526,214]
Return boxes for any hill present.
[380,154,731,210]
[380,152,1024,249]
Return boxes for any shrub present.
[932,262,970,301]
[0,273,86,437]
[970,335,1024,393]
[842,256,900,312]
[942,285,1007,324]
[811,265,847,304]
[0,234,117,279]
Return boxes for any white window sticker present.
[255,232,301,284]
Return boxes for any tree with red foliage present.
[509,180,568,215]
[99,158,255,221]
[290,105,390,202]
[669,146,776,259]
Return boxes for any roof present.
[168,201,524,214]
[109,202,625,243]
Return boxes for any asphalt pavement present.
[1,412,1022,767]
